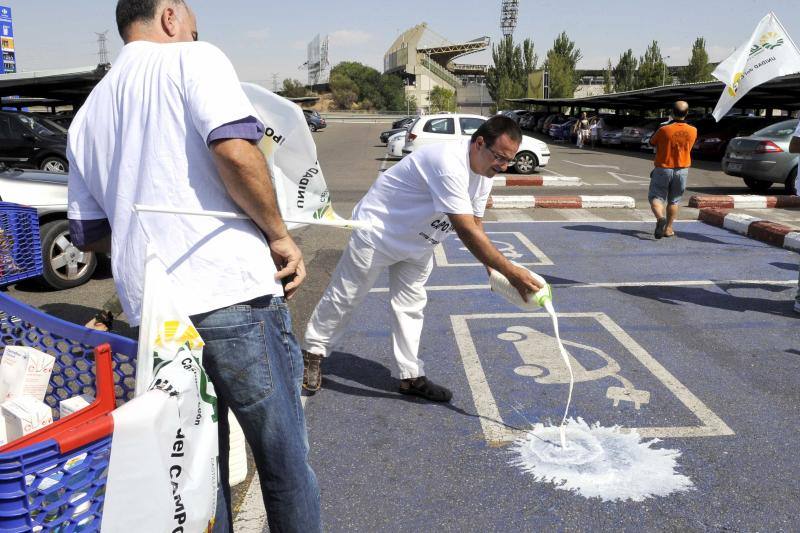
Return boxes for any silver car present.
[722,119,799,194]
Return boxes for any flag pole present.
[133,204,370,230]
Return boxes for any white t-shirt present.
[353,140,493,260]
[67,41,282,325]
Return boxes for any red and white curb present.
[493,175,581,187]
[487,195,635,209]
[699,208,800,252]
[689,195,800,209]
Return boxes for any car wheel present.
[308,123,317,132]
[39,156,68,173]
[513,151,539,174]
[743,177,773,193]
[39,219,97,290]
[785,167,797,195]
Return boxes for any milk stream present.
[542,299,573,449]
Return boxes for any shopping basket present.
[0,202,43,287]
[0,292,137,532]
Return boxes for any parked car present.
[541,113,567,134]
[722,119,799,194]
[392,116,416,129]
[498,110,529,124]
[303,109,326,132]
[692,116,780,159]
[549,118,577,141]
[520,111,548,131]
[621,119,661,148]
[0,166,97,289]
[380,127,407,144]
[386,130,406,158]
[402,113,550,174]
[596,116,640,146]
[0,111,68,172]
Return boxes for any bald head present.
[672,101,689,120]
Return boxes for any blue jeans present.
[192,295,321,533]
[649,167,688,205]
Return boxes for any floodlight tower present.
[500,0,519,38]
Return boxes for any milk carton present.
[0,346,55,402]
[59,394,94,418]
[2,396,54,441]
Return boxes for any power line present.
[95,30,109,64]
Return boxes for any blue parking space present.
[306,220,800,531]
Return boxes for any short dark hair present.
[115,0,184,38]
[672,103,689,119]
[471,115,522,147]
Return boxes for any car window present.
[0,115,13,140]
[16,115,62,137]
[423,118,455,135]
[752,120,798,137]
[459,117,485,135]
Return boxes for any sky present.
[4,0,799,87]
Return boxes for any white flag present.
[241,82,356,230]
[711,12,800,121]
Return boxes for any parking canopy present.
[0,64,109,107]
[507,73,800,112]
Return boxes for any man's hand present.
[269,234,305,300]
[504,263,543,302]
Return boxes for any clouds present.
[328,30,372,48]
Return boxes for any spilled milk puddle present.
[509,418,694,501]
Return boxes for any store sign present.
[0,6,15,74]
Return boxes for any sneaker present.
[399,376,452,403]
[302,351,323,392]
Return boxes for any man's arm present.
[210,138,305,298]
[448,213,542,300]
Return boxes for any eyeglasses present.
[485,144,515,166]
[191,31,198,42]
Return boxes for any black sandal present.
[399,376,452,403]
[91,310,114,332]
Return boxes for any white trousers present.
[303,232,434,379]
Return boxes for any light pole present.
[662,55,671,86]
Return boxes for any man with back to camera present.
[648,101,698,239]
[301,116,544,400]
[66,1,320,531]
[789,120,800,314]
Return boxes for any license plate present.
[727,162,742,171]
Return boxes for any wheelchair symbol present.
[461,240,523,260]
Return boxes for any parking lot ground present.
[303,219,799,531]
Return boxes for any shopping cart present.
[0,202,43,287]
[0,292,137,532]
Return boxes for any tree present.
[613,49,638,92]
[329,73,359,109]
[486,36,537,108]
[545,31,581,98]
[637,40,667,89]
[429,86,456,113]
[681,37,714,83]
[281,79,310,98]
[603,59,614,94]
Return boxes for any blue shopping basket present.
[0,202,43,286]
[0,292,137,532]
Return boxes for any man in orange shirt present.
[648,101,697,239]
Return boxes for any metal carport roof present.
[0,64,110,106]
[507,73,800,111]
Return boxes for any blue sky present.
[4,1,799,86]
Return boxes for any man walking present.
[648,101,697,239]
[302,116,543,400]
[789,120,800,313]
[67,1,320,531]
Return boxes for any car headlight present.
[704,137,721,143]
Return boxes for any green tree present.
[603,59,614,94]
[281,79,310,98]
[637,40,668,89]
[486,36,537,108]
[377,73,407,112]
[429,86,456,113]
[329,73,359,110]
[613,49,638,92]
[681,37,714,83]
[545,31,582,98]
[330,62,384,108]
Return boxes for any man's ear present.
[161,6,178,37]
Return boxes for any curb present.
[487,195,635,209]
[493,175,581,187]
[689,194,800,209]
[698,208,800,252]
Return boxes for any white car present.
[0,167,97,290]
[402,113,550,174]
[386,131,406,158]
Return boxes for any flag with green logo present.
[712,12,800,121]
